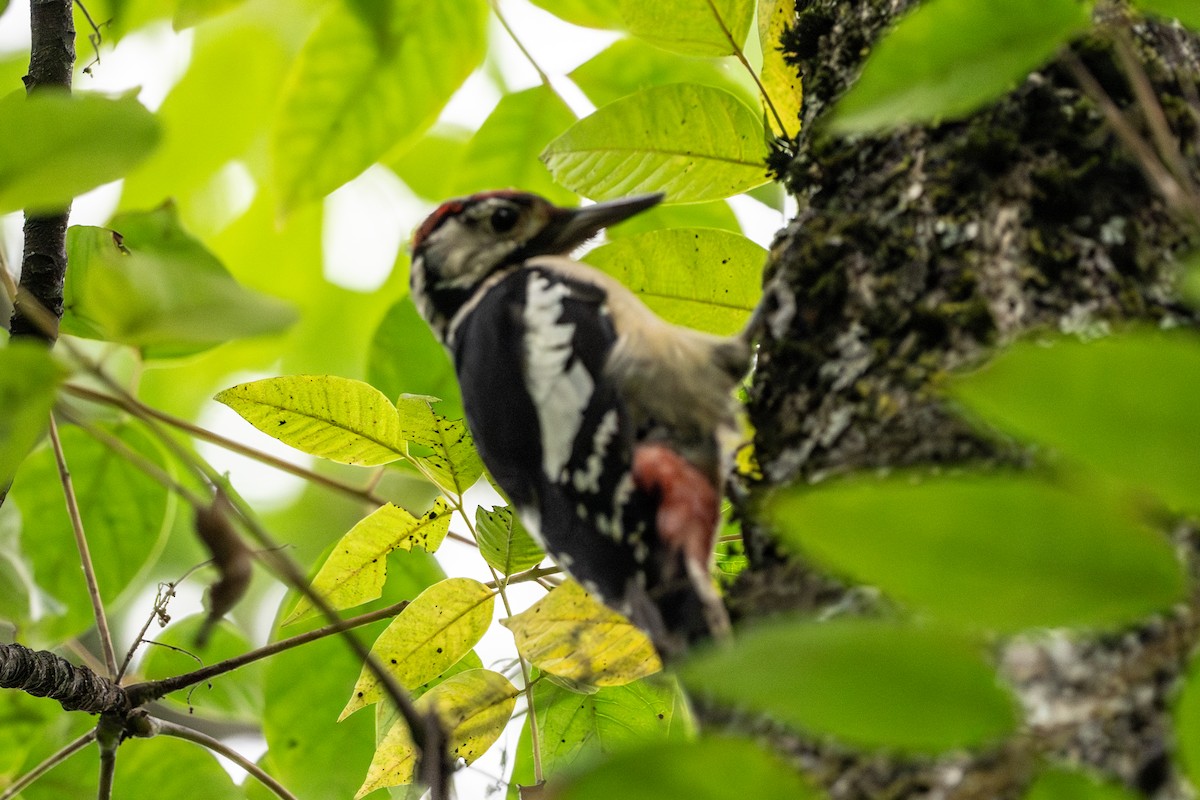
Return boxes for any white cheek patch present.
[523,272,594,482]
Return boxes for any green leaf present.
[368,296,463,419]
[215,375,407,466]
[272,0,487,212]
[528,0,622,29]
[62,208,297,358]
[617,0,754,57]
[172,0,245,29]
[286,499,451,623]
[11,423,175,642]
[771,475,1184,632]
[501,580,661,687]
[1023,767,1141,800]
[829,0,1092,133]
[0,342,66,487]
[1176,652,1200,791]
[759,0,802,137]
[556,736,820,800]
[607,199,743,238]
[476,505,544,576]
[139,614,264,722]
[342,577,495,717]
[384,128,470,201]
[359,669,517,795]
[451,85,578,204]
[537,676,693,779]
[121,20,289,212]
[952,332,1200,513]
[542,84,769,203]
[1137,0,1200,29]
[582,228,764,335]
[682,618,1018,751]
[570,38,754,110]
[0,90,160,214]
[395,397,484,494]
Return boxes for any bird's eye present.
[490,205,519,234]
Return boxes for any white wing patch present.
[573,409,619,494]
[523,272,595,481]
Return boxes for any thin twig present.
[126,597,411,705]
[49,415,119,678]
[703,0,788,137]
[60,383,478,548]
[61,385,382,503]
[72,0,105,75]
[1111,28,1200,213]
[0,730,95,800]
[152,718,299,800]
[489,0,571,111]
[59,405,208,509]
[1063,49,1200,222]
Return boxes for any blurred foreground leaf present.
[771,474,1185,632]
[682,618,1017,751]
[952,331,1200,512]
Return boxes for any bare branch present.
[49,415,119,678]
[151,718,299,800]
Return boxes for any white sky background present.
[0,0,789,794]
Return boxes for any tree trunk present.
[733,2,1200,797]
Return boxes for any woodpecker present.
[409,190,751,659]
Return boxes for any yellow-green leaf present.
[272,0,487,212]
[536,676,693,779]
[0,90,160,215]
[0,342,66,487]
[342,578,495,718]
[476,506,544,577]
[501,581,660,687]
[758,0,802,137]
[617,0,754,58]
[357,669,517,796]
[285,499,451,624]
[541,84,769,203]
[528,0,622,29]
[582,228,764,335]
[215,375,406,466]
[396,397,484,495]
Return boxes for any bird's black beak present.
[536,194,664,254]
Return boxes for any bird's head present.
[409,190,662,340]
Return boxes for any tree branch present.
[10,0,75,342]
[0,642,127,714]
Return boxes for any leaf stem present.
[703,0,787,137]
[455,499,545,784]
[49,414,119,678]
[489,0,573,113]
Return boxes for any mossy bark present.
[731,1,1200,797]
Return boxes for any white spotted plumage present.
[522,272,595,481]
